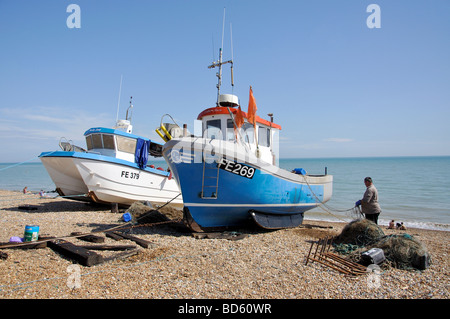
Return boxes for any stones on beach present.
[0,190,448,299]
[192,232,248,241]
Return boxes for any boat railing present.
[59,137,87,153]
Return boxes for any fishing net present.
[332,219,431,270]
[367,234,431,270]
[126,201,171,224]
[334,218,385,247]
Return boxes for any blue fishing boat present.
[160,44,332,230]
[39,98,182,207]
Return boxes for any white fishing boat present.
[39,99,182,207]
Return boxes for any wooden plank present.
[109,231,154,248]
[105,232,125,241]
[78,244,137,251]
[48,239,104,267]
[71,232,105,243]
[0,239,48,250]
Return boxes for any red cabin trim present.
[197,107,282,130]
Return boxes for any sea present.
[1,156,449,231]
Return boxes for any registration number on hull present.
[217,158,255,179]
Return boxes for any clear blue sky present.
[1,0,449,162]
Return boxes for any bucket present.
[24,225,39,242]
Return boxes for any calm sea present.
[279,156,450,231]
[1,156,449,231]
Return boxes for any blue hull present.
[163,141,331,230]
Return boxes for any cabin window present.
[226,119,235,141]
[243,123,254,144]
[102,134,115,150]
[92,134,103,149]
[116,135,137,154]
[258,127,270,147]
[85,135,93,150]
[205,119,222,140]
[85,133,116,150]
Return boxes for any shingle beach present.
[0,190,448,300]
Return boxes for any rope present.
[0,193,88,202]
[0,150,62,172]
[298,173,356,223]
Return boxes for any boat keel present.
[250,210,304,229]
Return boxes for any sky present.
[0,0,449,162]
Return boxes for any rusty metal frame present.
[305,236,367,276]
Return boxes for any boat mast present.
[208,8,233,106]
[126,96,133,122]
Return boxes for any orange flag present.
[234,106,244,131]
[247,86,257,128]
[233,105,244,140]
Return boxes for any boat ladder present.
[201,154,220,199]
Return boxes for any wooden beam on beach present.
[105,231,125,241]
[108,231,154,248]
[78,244,137,251]
[71,232,105,243]
[0,239,48,250]
[48,239,104,267]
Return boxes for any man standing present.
[355,177,382,224]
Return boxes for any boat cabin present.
[84,126,163,164]
[197,94,281,165]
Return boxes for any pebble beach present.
[0,190,448,301]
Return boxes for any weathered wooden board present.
[71,232,105,243]
[109,231,154,248]
[48,239,104,267]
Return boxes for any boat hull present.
[77,156,182,207]
[163,137,333,230]
[39,151,182,206]
[39,152,90,201]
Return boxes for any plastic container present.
[24,225,40,242]
[361,248,385,265]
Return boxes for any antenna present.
[230,23,234,90]
[208,8,234,105]
[116,75,123,122]
[221,7,225,52]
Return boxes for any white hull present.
[40,156,90,200]
[75,158,182,206]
